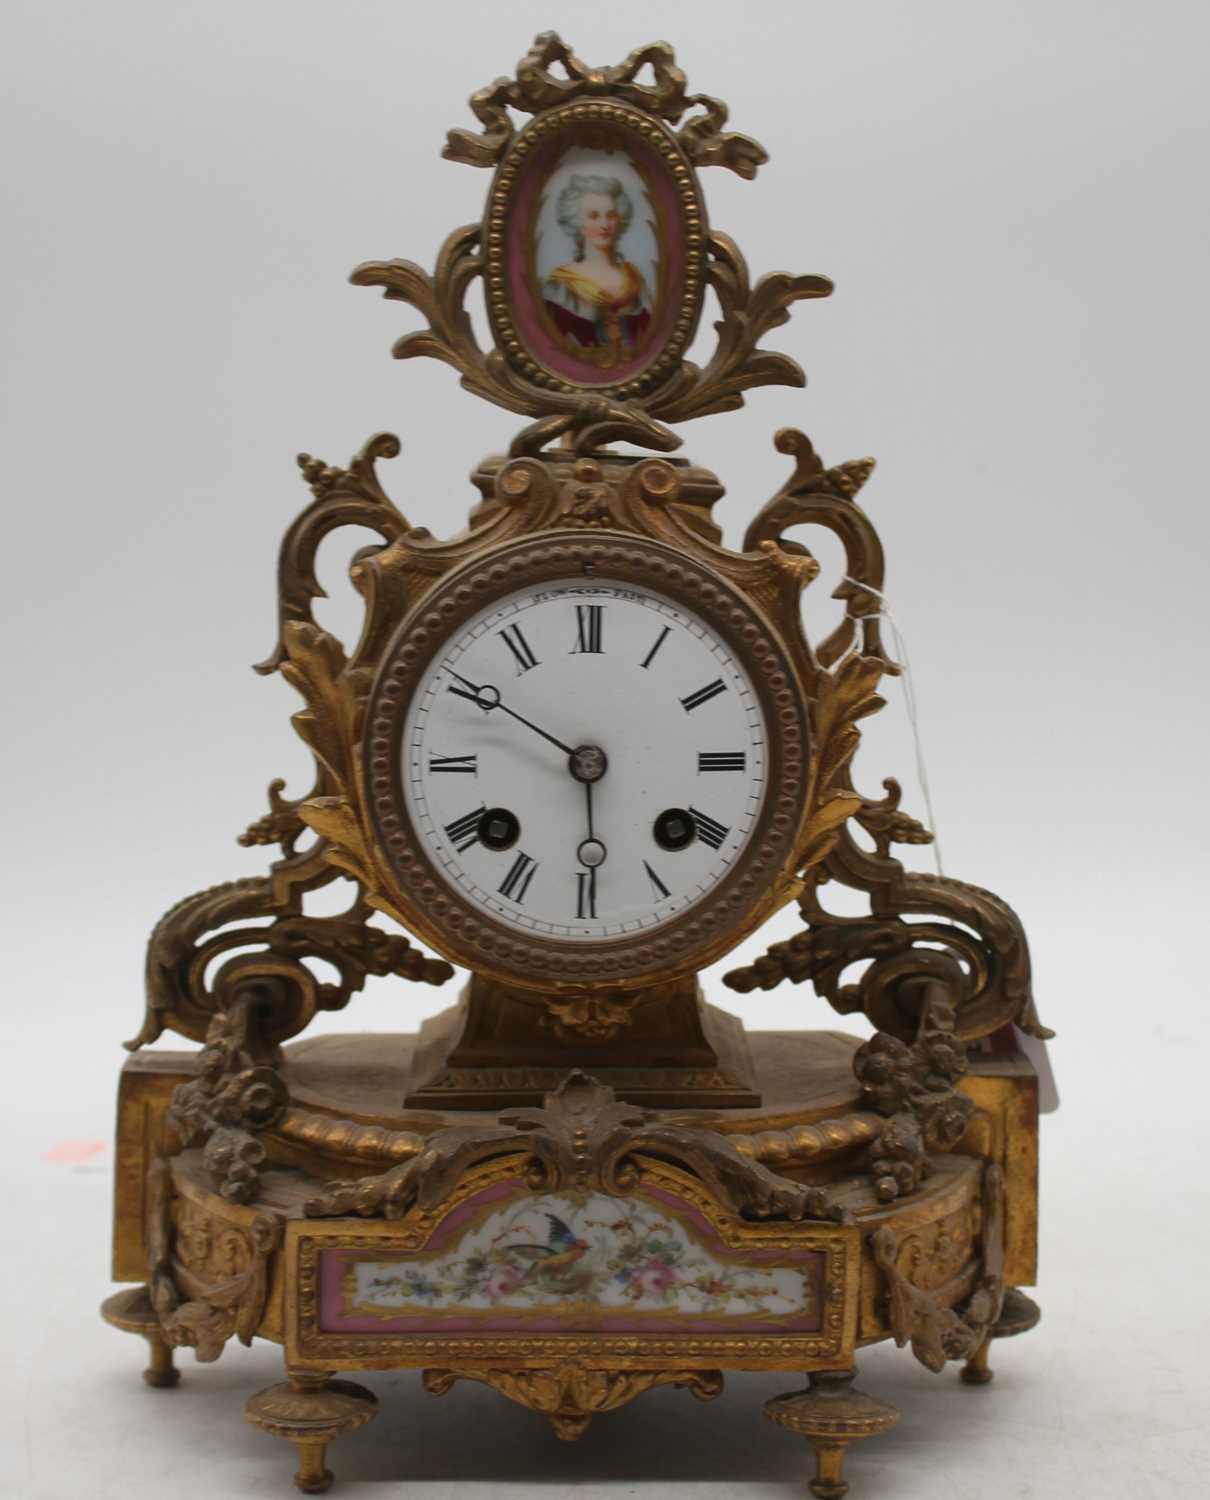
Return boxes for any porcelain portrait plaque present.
[485,101,707,395]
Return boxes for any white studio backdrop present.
[2,3,1207,1497]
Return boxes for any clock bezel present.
[363,531,810,992]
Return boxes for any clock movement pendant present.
[102,33,1050,1500]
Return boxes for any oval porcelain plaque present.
[484,100,707,396]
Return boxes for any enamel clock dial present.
[365,534,810,989]
[405,577,764,939]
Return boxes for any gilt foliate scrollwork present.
[135,876,282,1049]
[715,429,908,904]
[792,650,885,879]
[423,1363,723,1442]
[152,888,452,1204]
[725,851,1051,1041]
[355,232,830,456]
[270,908,453,991]
[351,229,684,455]
[339,256,592,453]
[131,871,452,1051]
[304,1070,848,1223]
[836,866,1046,1039]
[267,626,380,913]
[648,240,833,426]
[130,428,454,1059]
[355,32,832,454]
[277,622,375,876]
[726,428,1049,1041]
[855,777,934,857]
[275,618,436,941]
[743,429,890,676]
[238,777,307,857]
[444,32,767,179]
[351,231,508,410]
[256,432,411,678]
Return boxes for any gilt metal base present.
[102,1027,1041,1496]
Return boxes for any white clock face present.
[401,577,768,940]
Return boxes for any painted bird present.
[501,1213,591,1279]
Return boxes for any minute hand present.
[446,671,576,758]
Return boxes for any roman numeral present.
[680,678,727,712]
[444,806,485,853]
[640,625,670,669]
[698,752,746,772]
[498,623,539,674]
[643,860,671,900]
[690,807,730,851]
[576,870,597,919]
[498,851,538,903]
[429,753,477,774]
[572,604,603,654]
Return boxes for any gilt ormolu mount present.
[103,33,1049,1498]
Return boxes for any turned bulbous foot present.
[961,1339,994,1385]
[246,1375,377,1494]
[766,1370,899,1499]
[961,1288,1042,1386]
[101,1286,180,1388]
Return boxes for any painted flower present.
[633,1259,678,1296]
[485,1263,524,1301]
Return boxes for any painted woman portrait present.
[540,170,655,369]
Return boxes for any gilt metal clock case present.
[104,32,1049,1500]
[364,531,809,989]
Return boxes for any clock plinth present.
[104,1025,1041,1494]
[103,31,1050,1499]
[404,975,761,1109]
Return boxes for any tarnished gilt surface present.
[112,1033,1037,1291]
[284,1029,865,1129]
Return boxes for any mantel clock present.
[103,34,1050,1499]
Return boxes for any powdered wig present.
[554,174,633,259]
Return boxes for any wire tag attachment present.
[843,577,944,877]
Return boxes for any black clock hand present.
[446,670,577,758]
[583,781,598,913]
[575,772,607,920]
